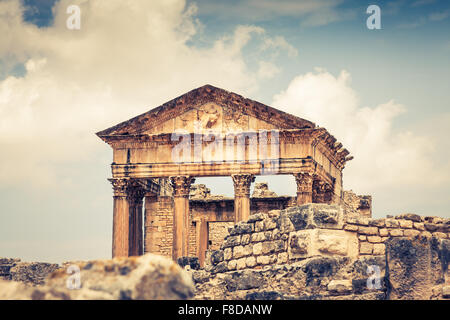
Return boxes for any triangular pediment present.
[96,85,315,138]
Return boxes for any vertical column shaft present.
[144,193,158,254]
[196,218,209,267]
[170,176,195,261]
[110,179,130,258]
[232,174,255,222]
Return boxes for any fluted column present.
[170,176,195,260]
[110,178,131,258]
[232,174,255,222]
[294,172,313,205]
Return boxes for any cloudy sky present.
[0,0,449,262]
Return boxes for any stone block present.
[288,231,310,259]
[327,280,353,294]
[386,237,435,299]
[222,235,240,248]
[241,234,250,245]
[309,204,344,229]
[373,243,386,255]
[344,224,358,231]
[421,231,432,238]
[358,235,367,241]
[229,222,253,236]
[359,242,373,255]
[369,219,385,227]
[389,229,403,237]
[256,255,270,265]
[224,270,264,292]
[403,229,420,238]
[395,213,422,223]
[358,226,378,235]
[379,228,389,237]
[276,213,295,234]
[413,222,425,231]
[236,258,246,270]
[223,248,232,261]
[346,216,369,226]
[432,232,447,239]
[233,246,245,259]
[250,232,265,243]
[263,218,277,230]
[424,223,439,232]
[228,260,237,271]
[398,219,413,229]
[254,221,264,232]
[253,242,263,256]
[288,229,358,260]
[385,219,400,228]
[285,204,344,231]
[247,213,267,223]
[367,236,382,243]
[277,252,288,264]
[245,256,256,268]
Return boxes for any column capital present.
[232,174,255,197]
[170,176,195,197]
[293,172,314,193]
[109,178,128,197]
[126,181,147,204]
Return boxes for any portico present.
[97,85,352,261]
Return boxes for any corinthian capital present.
[109,178,129,197]
[170,176,195,197]
[232,174,255,197]
[293,172,313,193]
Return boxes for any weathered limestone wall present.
[144,196,174,257]
[194,204,449,300]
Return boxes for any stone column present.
[143,193,158,254]
[170,176,195,261]
[196,218,209,267]
[232,174,255,222]
[294,172,313,205]
[127,183,146,256]
[109,178,131,258]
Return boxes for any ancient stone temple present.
[96,85,354,264]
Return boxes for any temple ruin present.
[96,85,361,265]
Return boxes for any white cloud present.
[272,69,447,194]
[0,0,296,188]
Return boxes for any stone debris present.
[0,254,194,300]
[251,182,278,198]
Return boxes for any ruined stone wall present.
[144,196,174,257]
[0,258,60,286]
[195,204,449,300]
[343,190,372,217]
